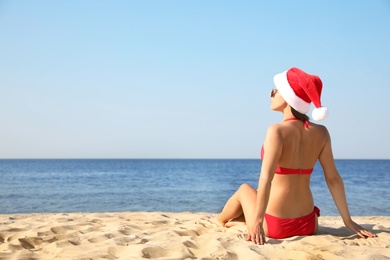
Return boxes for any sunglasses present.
[270,88,278,98]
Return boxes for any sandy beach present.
[0,212,389,260]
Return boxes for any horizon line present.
[0,158,389,160]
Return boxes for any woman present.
[212,67,376,245]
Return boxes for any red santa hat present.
[273,67,329,121]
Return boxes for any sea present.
[0,159,389,216]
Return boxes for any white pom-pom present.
[312,107,329,121]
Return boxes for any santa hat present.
[273,67,329,121]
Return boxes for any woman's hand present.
[246,220,266,245]
[344,219,377,238]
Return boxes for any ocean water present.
[0,159,389,216]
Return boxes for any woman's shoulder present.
[264,124,284,141]
[266,123,284,134]
[309,122,331,139]
[309,121,329,131]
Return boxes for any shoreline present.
[1,212,389,259]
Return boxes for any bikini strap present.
[283,117,298,122]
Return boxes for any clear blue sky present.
[1,1,389,159]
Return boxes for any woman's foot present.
[225,214,246,228]
[225,220,246,228]
[210,215,226,227]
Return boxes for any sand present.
[0,212,389,260]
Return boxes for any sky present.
[0,1,389,159]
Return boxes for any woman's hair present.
[291,107,309,122]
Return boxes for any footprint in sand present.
[173,229,199,237]
[18,237,43,250]
[88,233,119,243]
[210,250,238,260]
[67,237,81,246]
[142,246,168,259]
[183,240,198,249]
[118,225,141,236]
[50,225,74,234]
[114,236,148,246]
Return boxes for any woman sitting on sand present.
[212,67,376,245]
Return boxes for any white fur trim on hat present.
[312,107,329,121]
[273,70,311,114]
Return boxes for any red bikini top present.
[260,117,313,175]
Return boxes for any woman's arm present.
[247,125,282,244]
[319,128,376,238]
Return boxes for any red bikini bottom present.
[264,206,320,239]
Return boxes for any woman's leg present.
[213,183,257,226]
